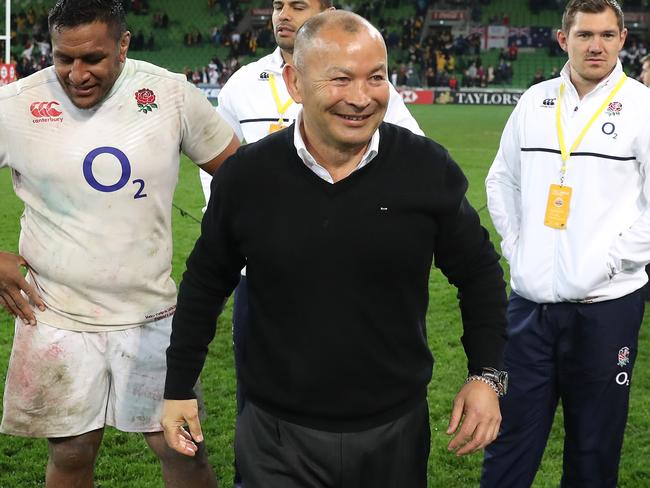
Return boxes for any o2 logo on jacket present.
[602,122,617,139]
[83,147,147,199]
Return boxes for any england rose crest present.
[617,346,630,367]
[135,88,158,113]
[606,101,622,116]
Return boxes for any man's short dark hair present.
[319,0,333,8]
[48,0,127,40]
[562,0,624,33]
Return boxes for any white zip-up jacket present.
[486,61,650,303]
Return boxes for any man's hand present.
[161,399,204,456]
[0,252,45,325]
[446,380,501,456]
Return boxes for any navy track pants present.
[481,290,643,488]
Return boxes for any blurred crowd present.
[620,38,649,80]
[356,1,511,89]
[2,0,649,91]
[6,5,52,79]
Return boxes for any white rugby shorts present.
[1,316,173,438]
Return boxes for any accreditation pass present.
[544,184,572,229]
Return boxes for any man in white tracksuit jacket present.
[481,1,650,487]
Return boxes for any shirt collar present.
[293,109,380,184]
[263,47,287,74]
[559,59,624,99]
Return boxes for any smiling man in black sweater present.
[162,10,508,487]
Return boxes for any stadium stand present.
[1,0,648,90]
[480,0,560,28]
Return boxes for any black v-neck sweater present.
[165,122,507,432]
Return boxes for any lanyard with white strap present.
[555,73,627,186]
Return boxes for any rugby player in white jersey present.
[0,1,238,487]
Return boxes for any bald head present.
[282,9,389,158]
[293,10,386,72]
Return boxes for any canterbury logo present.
[30,101,63,118]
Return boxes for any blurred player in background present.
[642,55,650,301]
[640,53,650,88]
[0,1,238,487]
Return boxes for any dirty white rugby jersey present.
[0,58,233,331]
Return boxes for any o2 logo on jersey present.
[83,147,147,199]
[602,122,617,139]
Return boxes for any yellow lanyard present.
[269,74,293,125]
[556,73,626,183]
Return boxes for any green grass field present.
[0,105,649,487]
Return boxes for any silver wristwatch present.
[466,367,508,397]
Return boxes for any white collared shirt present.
[293,110,379,183]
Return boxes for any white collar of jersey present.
[293,109,380,184]
[264,47,286,74]
[559,58,624,100]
